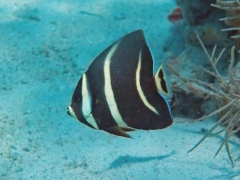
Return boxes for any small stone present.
[114,13,126,20]
[10,152,18,161]
[201,128,208,133]
[10,145,17,150]
[23,111,31,115]
[23,147,30,152]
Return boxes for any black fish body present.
[67,30,173,138]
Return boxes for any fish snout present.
[66,106,72,117]
[66,105,78,119]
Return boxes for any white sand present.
[0,0,239,179]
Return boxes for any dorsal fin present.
[154,63,173,98]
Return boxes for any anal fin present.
[103,126,131,138]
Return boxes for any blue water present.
[0,0,239,179]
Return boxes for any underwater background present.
[1,0,240,179]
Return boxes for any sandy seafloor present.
[0,0,240,179]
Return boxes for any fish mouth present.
[66,106,70,116]
[66,106,77,119]
[66,109,71,116]
[67,106,92,120]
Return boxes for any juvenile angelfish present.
[67,30,173,138]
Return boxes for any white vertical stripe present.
[104,42,128,127]
[82,74,99,129]
[85,114,99,129]
[136,50,159,115]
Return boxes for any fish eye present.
[73,95,82,103]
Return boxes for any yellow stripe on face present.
[136,50,159,115]
[104,42,128,127]
[81,74,99,129]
